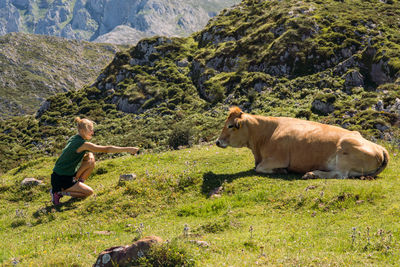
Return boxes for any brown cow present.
[216,106,389,179]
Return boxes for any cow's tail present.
[369,146,389,177]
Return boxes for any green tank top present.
[53,134,87,176]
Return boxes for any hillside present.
[0,32,123,117]
[1,0,400,173]
[0,0,240,44]
[0,145,399,265]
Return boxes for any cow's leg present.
[255,158,288,174]
[302,170,348,179]
[336,137,384,177]
[251,150,262,169]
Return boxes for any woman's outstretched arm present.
[77,142,139,154]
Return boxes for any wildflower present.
[12,258,19,266]
[351,227,357,246]
[184,224,190,237]
[249,225,254,239]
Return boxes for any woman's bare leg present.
[63,182,94,198]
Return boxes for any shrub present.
[168,124,193,149]
[133,242,195,267]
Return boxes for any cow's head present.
[216,106,249,148]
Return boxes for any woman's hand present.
[127,147,139,155]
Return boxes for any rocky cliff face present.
[0,0,239,44]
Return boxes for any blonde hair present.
[75,117,94,132]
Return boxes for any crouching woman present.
[50,117,138,205]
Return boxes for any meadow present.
[0,144,398,266]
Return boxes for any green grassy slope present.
[0,145,398,266]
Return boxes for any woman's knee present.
[85,188,94,197]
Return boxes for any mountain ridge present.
[0,0,240,44]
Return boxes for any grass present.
[0,144,399,266]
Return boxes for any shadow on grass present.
[33,197,82,219]
[201,169,303,196]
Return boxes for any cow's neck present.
[246,114,277,152]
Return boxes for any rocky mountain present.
[1,0,400,173]
[0,32,123,117]
[0,0,240,44]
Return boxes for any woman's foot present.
[50,189,63,205]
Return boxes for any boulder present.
[343,70,364,88]
[93,236,162,267]
[311,99,334,115]
[21,178,44,187]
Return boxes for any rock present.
[375,100,384,111]
[94,25,148,45]
[35,100,51,118]
[177,58,189,67]
[311,99,334,115]
[375,123,389,132]
[119,173,137,182]
[390,98,400,114]
[21,178,44,187]
[370,60,391,85]
[93,236,162,267]
[343,70,364,88]
[209,186,223,198]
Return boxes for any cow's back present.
[268,117,361,173]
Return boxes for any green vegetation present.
[1,0,400,180]
[1,0,399,265]
[0,145,398,265]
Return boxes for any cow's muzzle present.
[216,139,227,148]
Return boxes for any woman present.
[50,117,139,205]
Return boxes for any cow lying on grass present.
[216,107,389,179]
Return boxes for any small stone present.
[119,173,137,182]
[208,186,223,198]
[20,178,44,187]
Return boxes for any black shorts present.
[51,172,77,192]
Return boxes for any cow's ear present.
[234,118,242,129]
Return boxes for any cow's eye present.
[227,125,234,129]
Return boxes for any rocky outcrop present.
[0,32,120,117]
[343,70,364,88]
[311,99,335,115]
[94,236,162,267]
[93,25,148,45]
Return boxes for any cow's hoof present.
[302,172,317,179]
